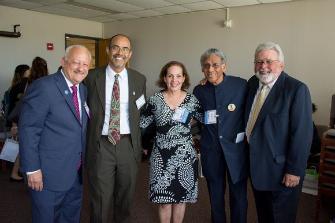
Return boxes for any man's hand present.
[27,170,43,191]
[282,173,300,187]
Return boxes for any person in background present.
[9,57,49,183]
[19,45,91,223]
[3,64,30,127]
[140,61,202,223]
[245,41,313,223]
[84,34,146,223]
[1,64,30,181]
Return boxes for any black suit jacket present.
[245,72,313,190]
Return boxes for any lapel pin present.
[64,90,69,95]
[227,103,236,112]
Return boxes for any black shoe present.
[9,177,23,182]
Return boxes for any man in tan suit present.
[85,34,146,223]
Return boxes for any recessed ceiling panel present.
[155,5,191,14]
[119,0,173,9]
[166,0,204,4]
[183,1,223,10]
[38,4,108,18]
[259,0,291,3]
[130,9,164,17]
[0,0,43,9]
[75,0,143,12]
[214,0,259,7]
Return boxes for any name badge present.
[84,102,90,118]
[136,94,146,109]
[204,110,217,124]
[172,107,189,123]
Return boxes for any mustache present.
[112,54,126,60]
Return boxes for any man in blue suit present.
[245,42,313,223]
[193,48,248,223]
[19,45,91,223]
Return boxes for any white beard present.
[255,71,277,85]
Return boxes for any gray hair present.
[64,45,92,61]
[254,42,284,63]
[200,48,227,68]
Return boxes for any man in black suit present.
[85,34,146,223]
[245,41,313,223]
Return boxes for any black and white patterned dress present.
[140,92,202,204]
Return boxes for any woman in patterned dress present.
[140,61,202,223]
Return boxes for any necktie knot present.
[71,85,77,93]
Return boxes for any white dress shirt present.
[101,65,130,135]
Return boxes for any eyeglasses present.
[110,45,131,54]
[254,59,279,66]
[203,63,223,69]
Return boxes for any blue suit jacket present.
[19,71,88,191]
[245,72,313,191]
[193,75,248,184]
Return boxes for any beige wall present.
[0,5,102,99]
[104,0,335,126]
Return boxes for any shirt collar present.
[61,69,78,91]
[106,65,127,79]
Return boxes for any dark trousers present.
[253,183,303,223]
[30,174,82,223]
[202,150,247,223]
[88,135,138,223]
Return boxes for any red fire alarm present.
[47,43,54,51]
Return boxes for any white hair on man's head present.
[64,45,92,61]
[254,42,284,63]
[200,48,227,68]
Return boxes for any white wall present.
[103,0,335,126]
[0,5,102,99]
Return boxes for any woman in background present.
[9,57,48,182]
[140,61,202,223]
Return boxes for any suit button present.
[219,136,223,139]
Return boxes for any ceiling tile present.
[88,14,118,22]
[166,0,204,4]
[129,9,164,17]
[75,0,143,12]
[259,0,291,3]
[37,4,108,18]
[182,1,223,10]
[0,0,43,9]
[21,0,66,4]
[107,12,139,20]
[118,0,173,9]
[155,5,191,14]
[214,0,259,7]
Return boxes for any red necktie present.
[71,85,80,120]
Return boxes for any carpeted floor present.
[0,160,333,223]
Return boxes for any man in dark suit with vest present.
[245,42,313,223]
[19,45,91,223]
[85,34,146,223]
[193,48,248,223]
